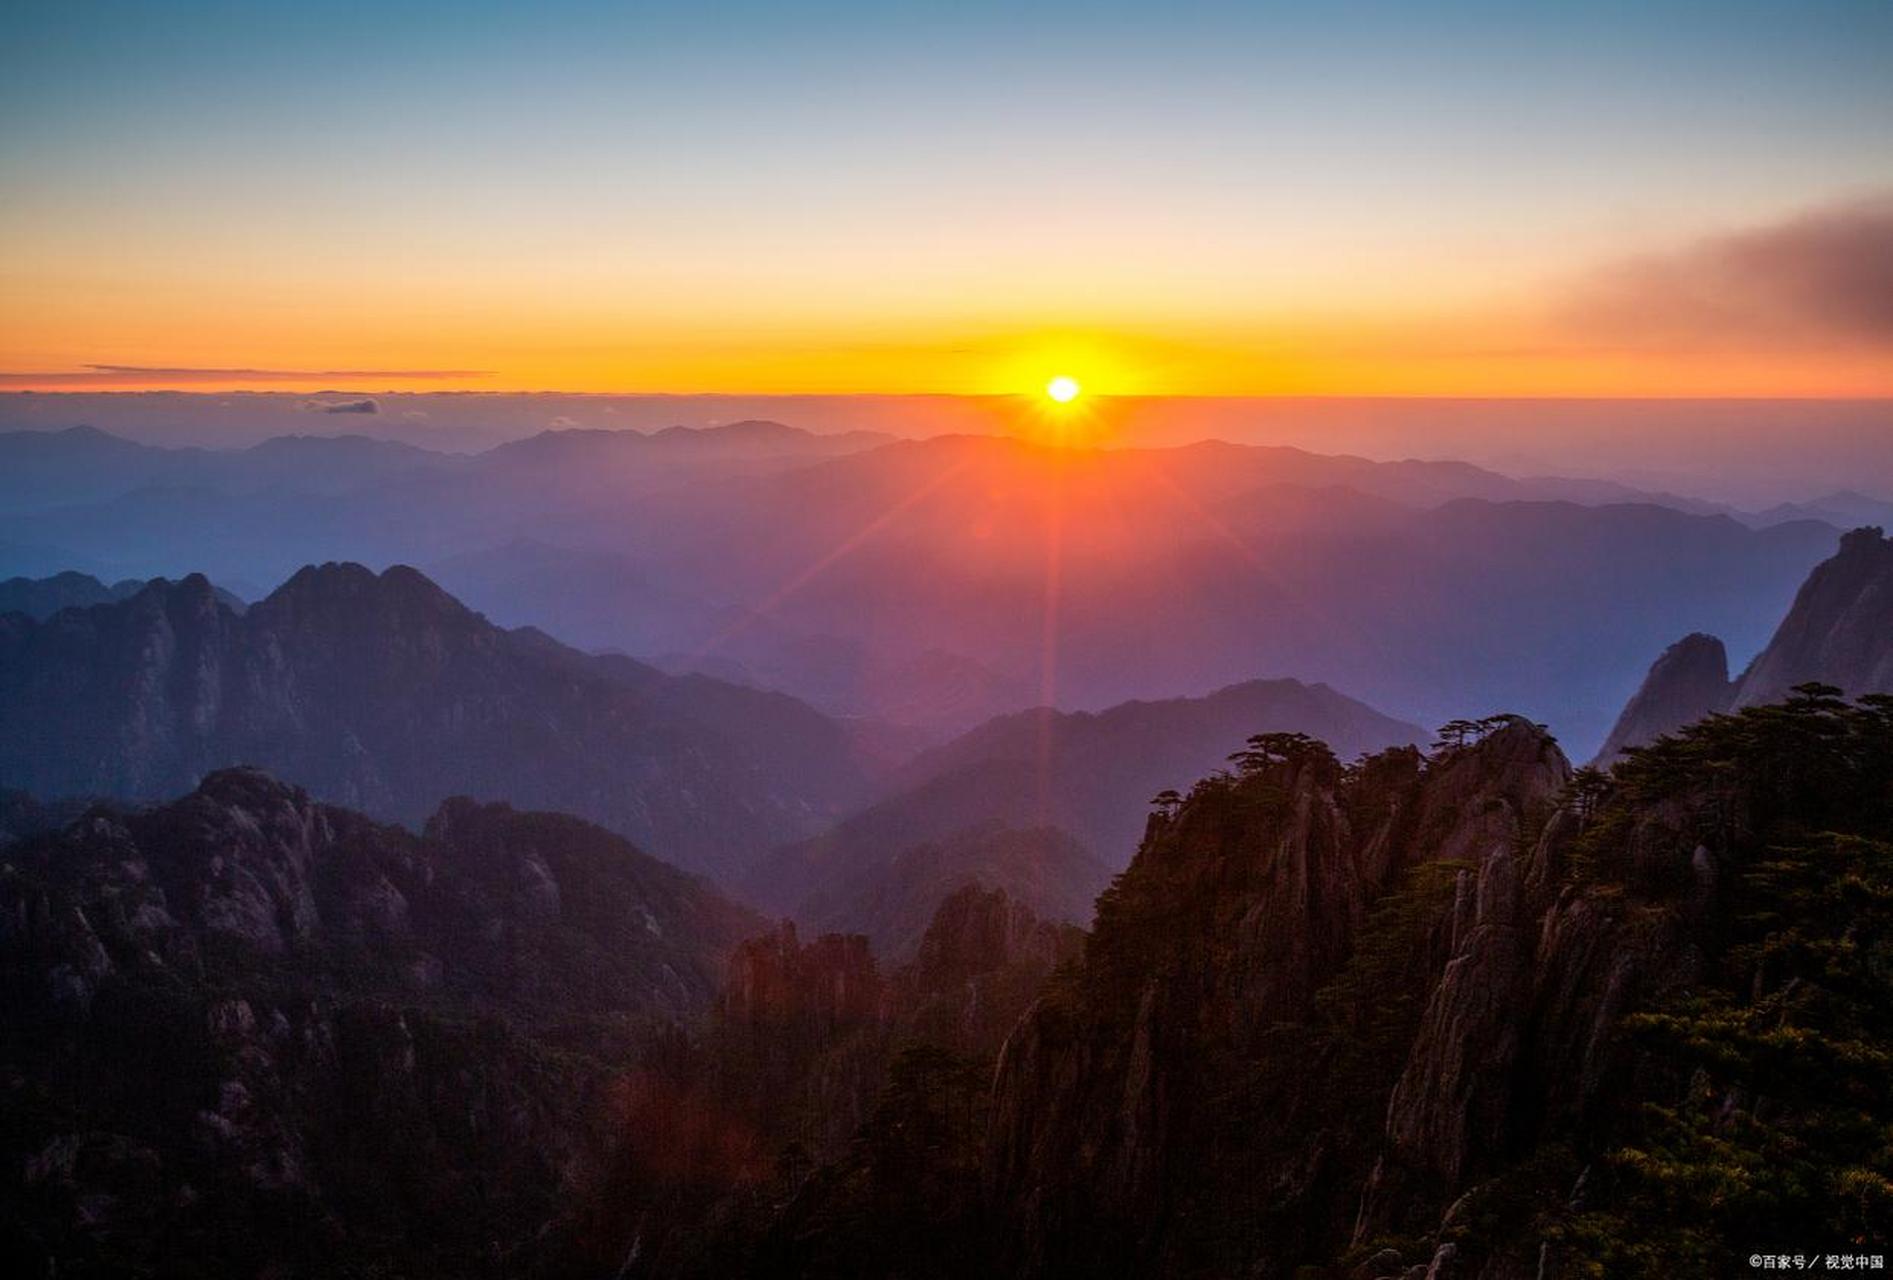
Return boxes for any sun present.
[1045,375,1082,404]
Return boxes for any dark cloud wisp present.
[1559,192,1893,350]
[0,365,493,386]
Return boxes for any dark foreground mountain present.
[0,563,869,878]
[748,678,1422,930]
[0,769,762,1276]
[1598,525,1893,760]
[570,883,1083,1278]
[621,693,1893,1277]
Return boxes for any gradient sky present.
[3,1,1890,395]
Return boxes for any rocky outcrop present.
[1733,525,1893,706]
[0,562,869,877]
[0,769,762,1276]
[604,885,1081,1277]
[1592,633,1732,763]
[1599,527,1893,759]
[978,723,1573,1275]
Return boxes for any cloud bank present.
[1559,192,1893,350]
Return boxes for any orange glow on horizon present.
[3,328,1887,399]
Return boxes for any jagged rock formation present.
[1600,527,1893,759]
[0,562,869,877]
[1592,632,1731,763]
[0,768,762,1276]
[973,696,1893,1277]
[1733,525,1893,706]
[592,884,1082,1278]
[630,692,1893,1277]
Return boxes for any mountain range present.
[0,424,1853,751]
[0,562,871,880]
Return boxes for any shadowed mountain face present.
[1599,526,1893,759]
[1592,633,1732,763]
[1733,525,1893,706]
[618,694,1893,1278]
[580,883,1084,1278]
[0,570,245,620]
[0,769,762,1276]
[0,563,870,879]
[0,426,1842,752]
[747,678,1425,924]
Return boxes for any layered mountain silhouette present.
[0,570,244,619]
[0,768,761,1275]
[0,426,1844,750]
[0,563,869,878]
[747,678,1423,936]
[612,692,1893,1277]
[1597,525,1893,760]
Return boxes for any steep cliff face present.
[984,720,1575,1276]
[1600,527,1893,759]
[0,769,761,1276]
[1733,525,1893,706]
[598,884,1081,1279]
[974,692,1893,1278]
[0,562,869,877]
[1592,633,1731,763]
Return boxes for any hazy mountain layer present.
[0,426,1844,750]
[749,679,1427,922]
[0,563,869,878]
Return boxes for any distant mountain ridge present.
[0,569,244,619]
[0,424,1844,750]
[0,562,870,878]
[747,678,1425,932]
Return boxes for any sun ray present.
[687,457,973,662]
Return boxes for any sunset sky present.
[3,1,1889,396]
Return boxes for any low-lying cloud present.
[1558,192,1893,350]
[0,365,492,386]
[307,398,379,414]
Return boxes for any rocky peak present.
[1593,632,1733,764]
[907,883,1072,993]
[1733,525,1893,707]
[716,922,885,1035]
[250,561,477,635]
[1597,526,1893,757]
